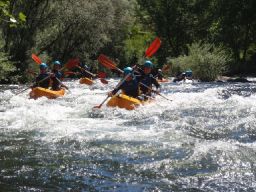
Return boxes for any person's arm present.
[108,81,124,96]
[151,75,160,89]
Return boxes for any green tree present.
[1,0,134,82]
[137,0,256,75]
[208,0,256,74]
[0,0,26,25]
[171,42,232,81]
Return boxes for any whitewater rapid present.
[0,79,256,191]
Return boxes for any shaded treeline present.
[137,0,256,75]
[0,0,256,83]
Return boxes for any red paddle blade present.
[65,58,80,69]
[64,71,76,75]
[98,54,117,70]
[97,71,107,78]
[31,54,42,64]
[145,37,161,58]
[100,78,108,84]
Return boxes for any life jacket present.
[35,73,50,88]
[113,78,140,98]
[120,78,140,98]
[139,74,160,95]
[51,70,63,90]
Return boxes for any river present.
[0,79,256,191]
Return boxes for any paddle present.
[34,59,79,89]
[98,37,161,74]
[98,54,123,74]
[97,71,107,79]
[97,55,165,93]
[32,54,79,70]
[139,82,172,101]
[54,76,69,90]
[31,54,42,64]
[33,56,80,89]
[97,55,172,102]
[15,58,79,96]
[93,73,131,109]
[144,37,161,58]
[13,55,44,95]
[64,71,78,76]
[26,69,71,90]
[76,66,108,84]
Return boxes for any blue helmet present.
[53,60,61,66]
[185,69,192,77]
[39,63,48,69]
[144,60,153,68]
[123,67,133,75]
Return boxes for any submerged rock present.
[227,77,250,83]
[216,76,251,83]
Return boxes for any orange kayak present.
[79,77,93,85]
[29,87,65,99]
[157,78,169,83]
[107,94,152,110]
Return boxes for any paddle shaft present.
[95,95,110,108]
[76,66,96,78]
[139,82,172,101]
[13,74,51,96]
[77,66,108,84]
[134,66,160,82]
[55,77,69,90]
[94,73,132,108]
[36,64,71,86]
[20,65,69,95]
[14,86,32,96]
[100,61,172,102]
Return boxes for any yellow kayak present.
[29,87,65,99]
[79,77,93,85]
[107,94,152,110]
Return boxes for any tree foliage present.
[0,51,16,83]
[0,0,256,83]
[1,0,134,82]
[137,0,256,75]
[171,42,232,81]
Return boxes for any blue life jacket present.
[185,70,192,77]
[113,78,140,98]
[35,73,50,88]
[51,70,63,90]
[138,74,160,95]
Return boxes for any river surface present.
[0,79,256,192]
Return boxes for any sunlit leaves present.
[18,12,26,22]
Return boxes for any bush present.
[170,42,232,81]
[0,52,17,83]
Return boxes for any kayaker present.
[51,60,66,91]
[156,69,164,80]
[173,69,192,82]
[78,63,94,79]
[108,67,140,98]
[137,60,160,97]
[31,63,51,88]
[173,72,186,82]
[185,69,193,80]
